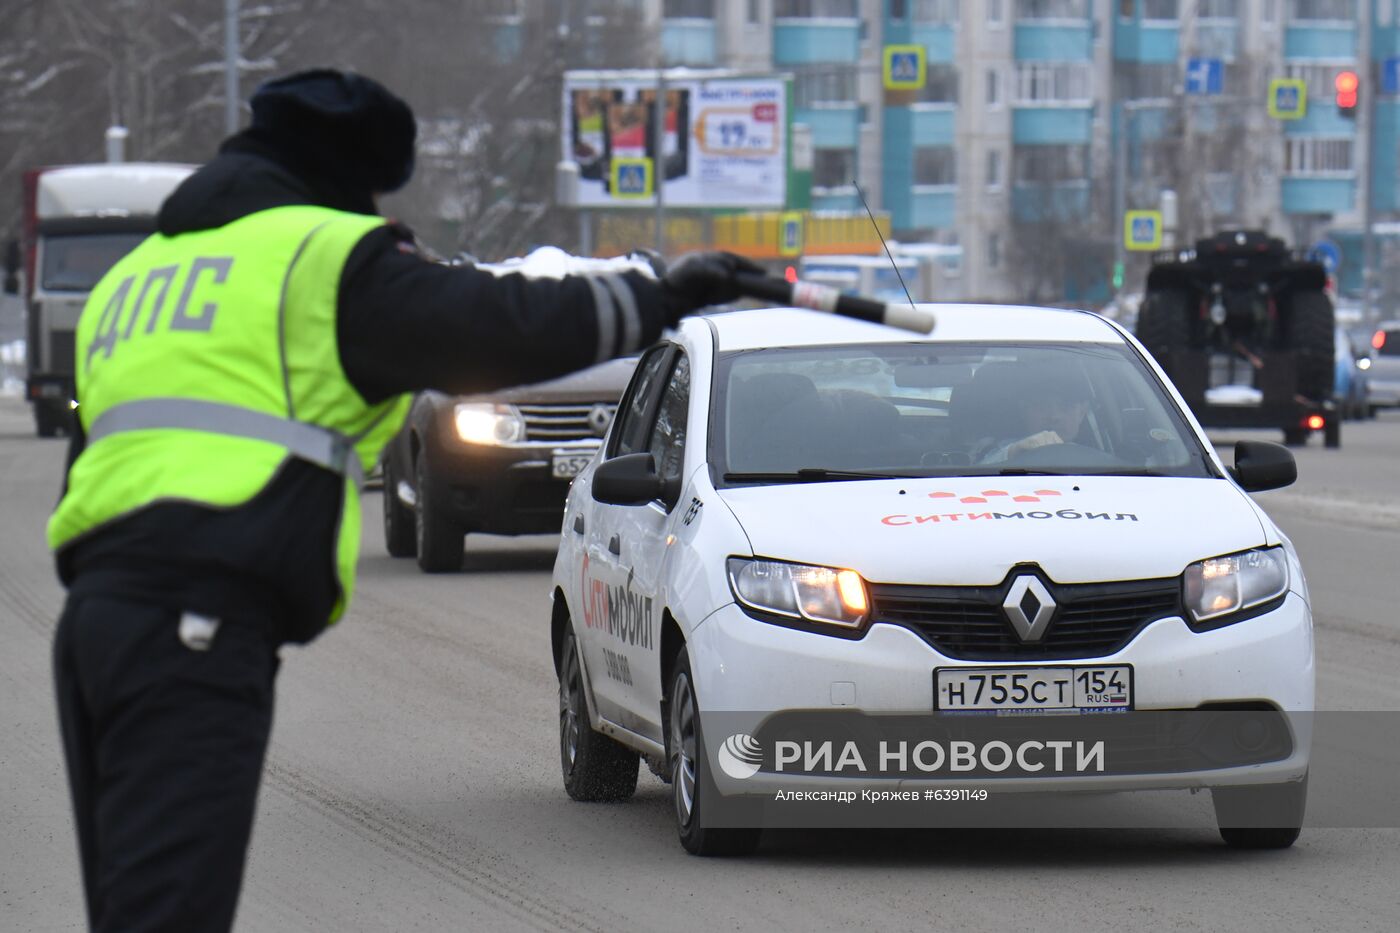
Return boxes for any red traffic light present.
[1335,70,1359,114]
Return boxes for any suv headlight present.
[1183,546,1288,629]
[727,557,868,637]
[453,402,526,445]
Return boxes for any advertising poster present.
[564,72,788,208]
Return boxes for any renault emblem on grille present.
[1002,576,1056,642]
[587,405,613,437]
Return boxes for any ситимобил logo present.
[717,733,763,780]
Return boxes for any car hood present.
[454,356,638,405]
[718,475,1268,585]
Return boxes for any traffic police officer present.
[49,69,756,932]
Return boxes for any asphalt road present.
[2,396,1398,932]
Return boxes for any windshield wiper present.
[723,468,913,484]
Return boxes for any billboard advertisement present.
[564,71,788,208]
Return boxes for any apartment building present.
[644,0,1393,301]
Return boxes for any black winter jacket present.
[58,140,670,643]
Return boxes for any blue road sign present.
[1185,58,1223,96]
[1385,57,1400,95]
[890,52,919,83]
[1309,239,1341,275]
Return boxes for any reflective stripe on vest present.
[87,397,367,488]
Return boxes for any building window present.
[1119,0,1135,16]
[792,68,859,107]
[918,64,960,104]
[813,148,857,188]
[988,0,1005,26]
[891,0,908,19]
[1141,0,1178,18]
[986,149,1003,188]
[914,147,957,185]
[1288,0,1356,19]
[986,68,1001,105]
[1012,144,1089,183]
[1014,62,1093,103]
[1118,62,1178,99]
[1284,137,1354,174]
[775,0,859,16]
[1285,62,1356,100]
[913,0,960,22]
[1197,0,1238,18]
[1015,0,1089,19]
[664,0,714,15]
[988,232,1002,269]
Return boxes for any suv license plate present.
[935,665,1132,712]
[551,451,594,479]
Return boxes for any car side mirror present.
[593,452,672,506]
[1229,441,1296,492]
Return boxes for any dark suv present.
[381,356,639,572]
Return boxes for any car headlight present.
[727,557,868,636]
[1183,546,1289,630]
[453,402,525,445]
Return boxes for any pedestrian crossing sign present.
[1267,78,1306,120]
[1124,210,1162,251]
[611,158,653,199]
[883,45,926,91]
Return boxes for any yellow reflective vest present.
[48,205,411,623]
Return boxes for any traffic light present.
[1335,70,1359,119]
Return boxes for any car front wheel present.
[1213,775,1307,849]
[667,648,761,857]
[558,630,639,802]
[414,453,464,573]
[382,455,417,558]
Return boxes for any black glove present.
[661,251,765,323]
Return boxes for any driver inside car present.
[976,371,1092,464]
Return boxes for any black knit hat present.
[246,69,416,209]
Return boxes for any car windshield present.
[711,342,1215,484]
[41,232,147,292]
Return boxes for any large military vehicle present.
[1135,230,1338,447]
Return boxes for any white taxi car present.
[550,305,1313,855]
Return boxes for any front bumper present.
[689,592,1314,790]
[420,435,598,535]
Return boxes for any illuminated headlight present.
[453,402,525,445]
[727,557,868,633]
[1183,546,1288,628]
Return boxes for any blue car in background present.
[1334,326,1371,420]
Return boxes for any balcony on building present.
[884,0,959,60]
[773,0,861,64]
[1010,144,1092,222]
[1114,0,1180,63]
[1284,0,1358,59]
[1014,0,1093,61]
[1011,61,1094,144]
[1281,134,1356,214]
[480,0,523,62]
[662,0,717,66]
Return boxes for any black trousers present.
[53,593,280,932]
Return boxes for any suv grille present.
[519,403,616,443]
[869,577,1182,661]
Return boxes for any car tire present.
[1136,289,1194,369]
[1283,290,1334,403]
[558,630,639,802]
[667,647,761,857]
[382,455,417,558]
[414,453,464,573]
[1282,427,1308,447]
[34,401,62,438]
[1213,775,1307,850]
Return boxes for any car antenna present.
[853,179,917,314]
